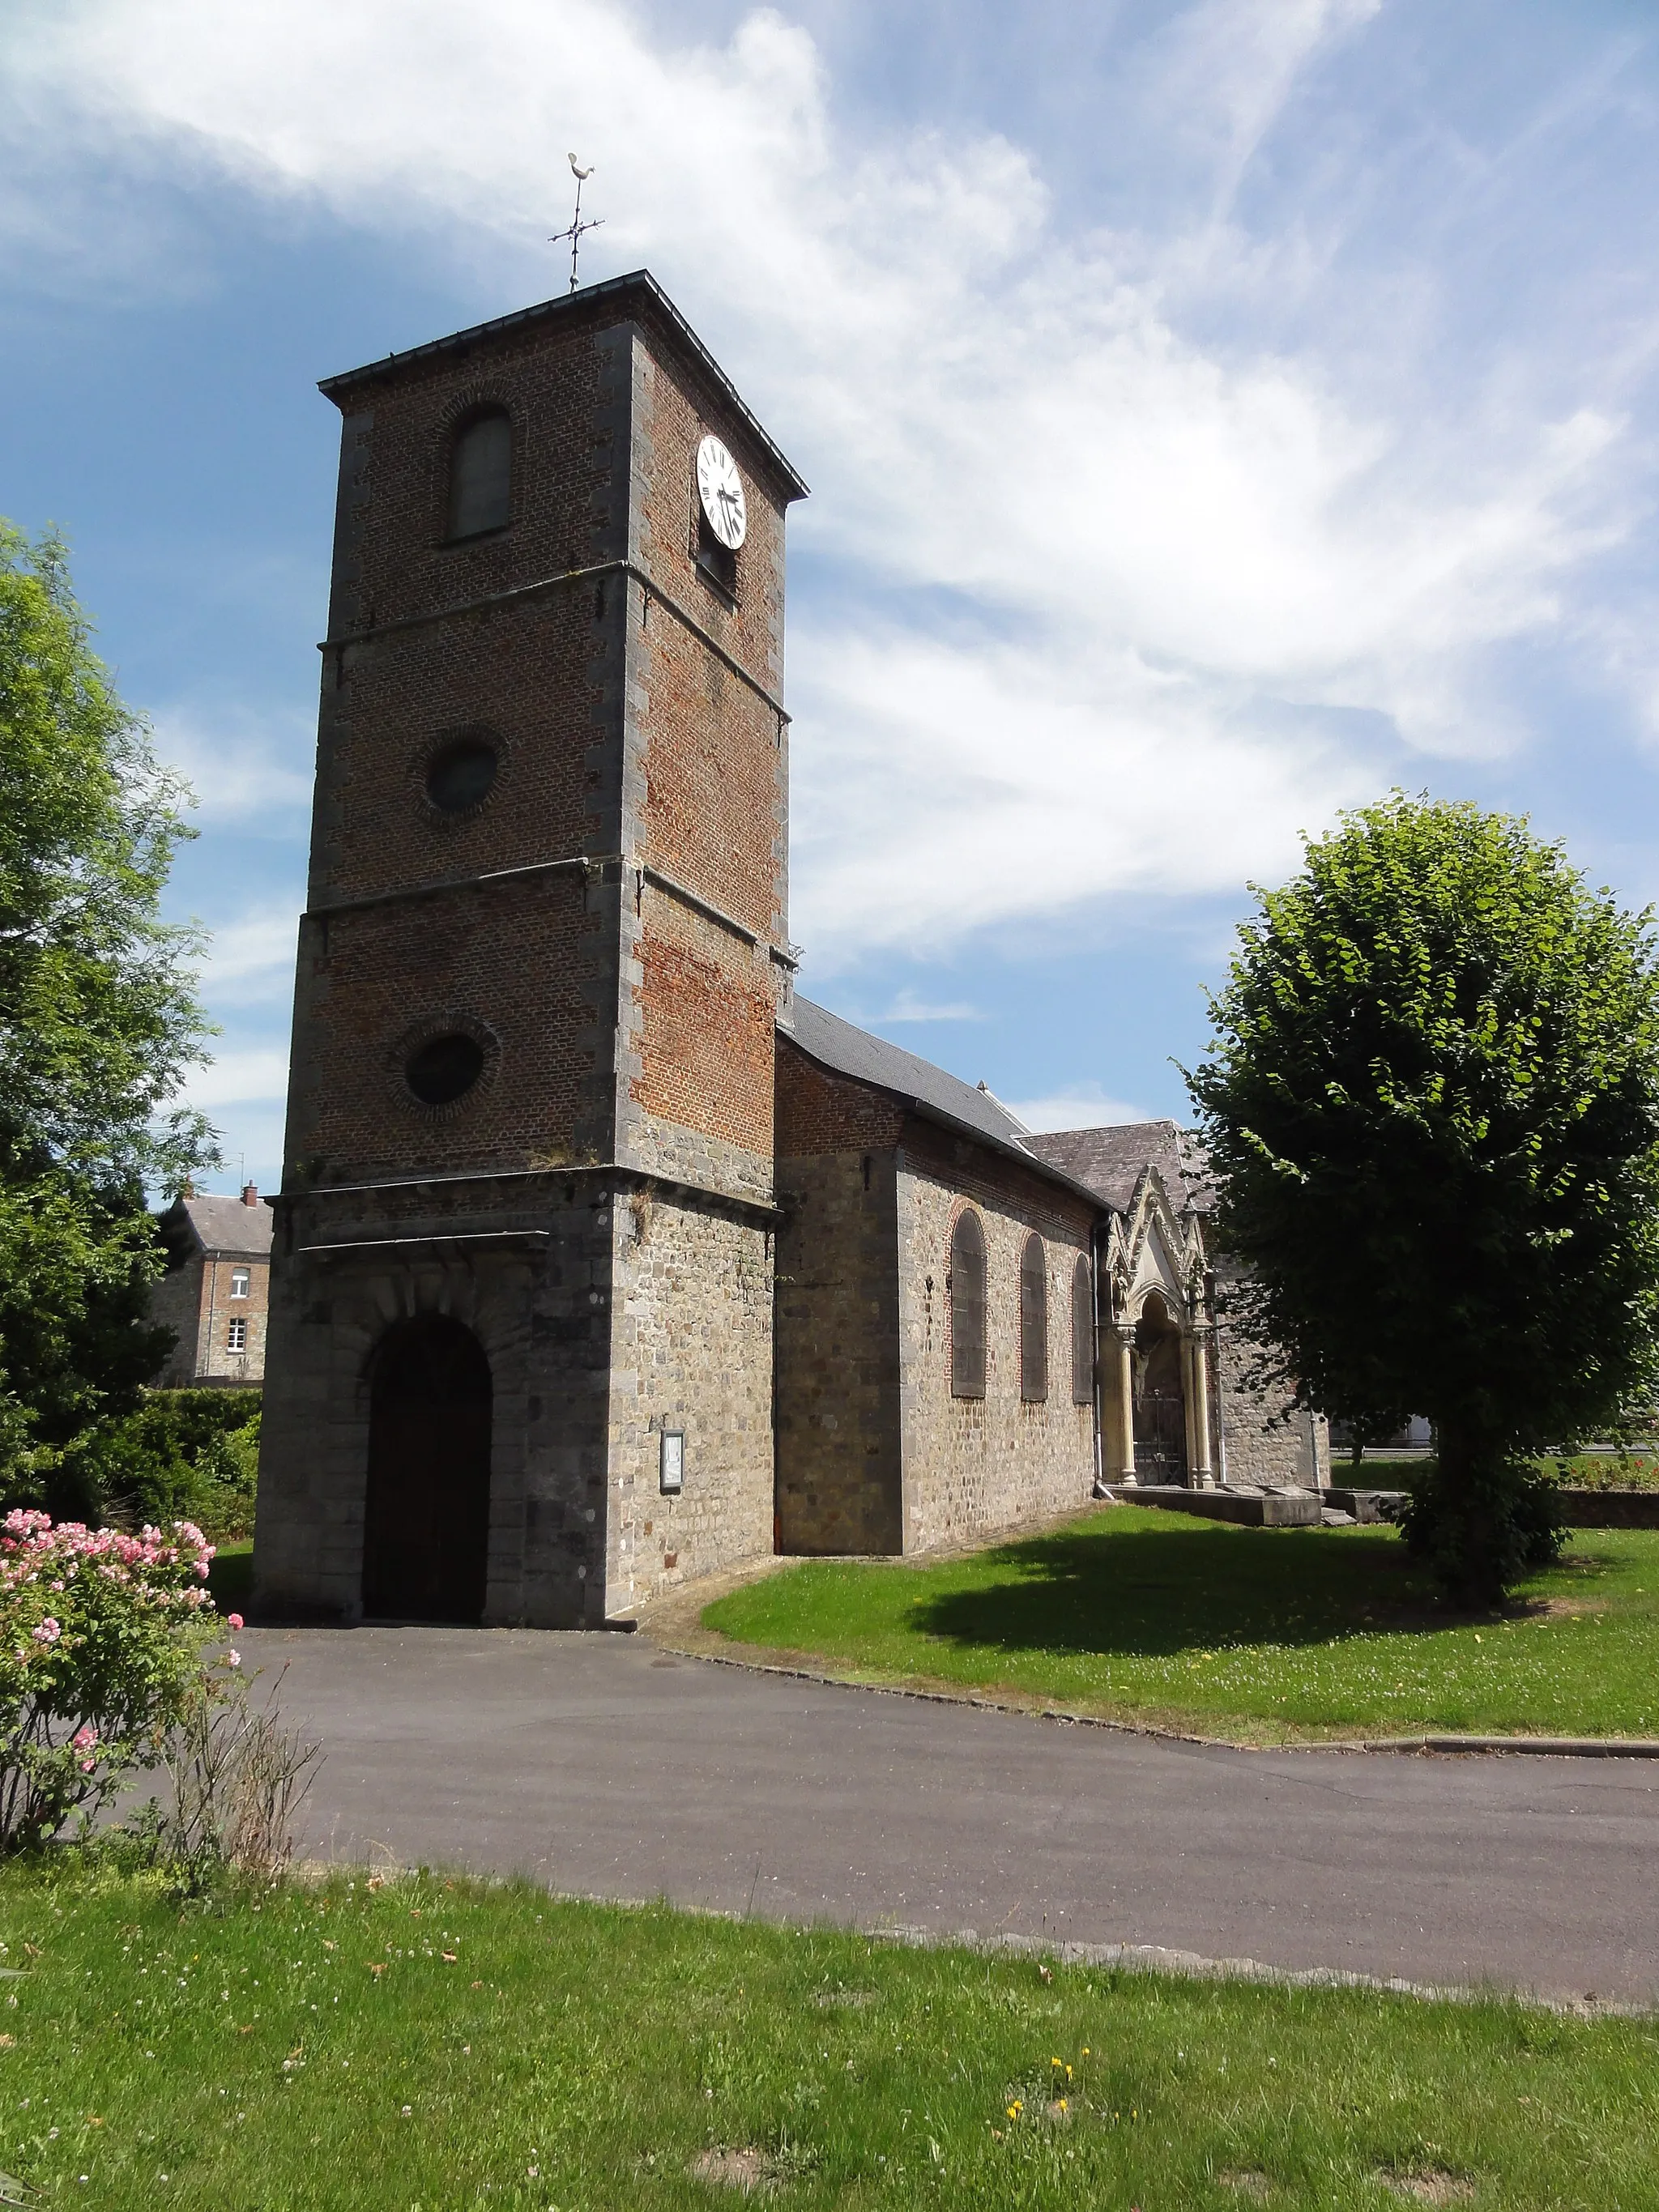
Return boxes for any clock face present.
[696,434,747,551]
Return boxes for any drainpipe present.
[1209,1271,1228,1488]
[1090,1223,1104,1495]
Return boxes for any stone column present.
[1184,1332,1215,1488]
[1112,1327,1138,1485]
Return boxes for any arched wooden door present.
[362,1316,493,1623]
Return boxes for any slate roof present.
[158,1194,275,1263]
[787,998,1032,1151]
[1021,1121,1217,1216]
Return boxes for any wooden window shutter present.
[1072,1254,1094,1406]
[446,408,513,540]
[950,1211,986,1400]
[1020,1234,1047,1403]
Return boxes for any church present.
[252,271,1324,1630]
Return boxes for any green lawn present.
[699,1507,1659,1743]
[206,1538,253,1618]
[0,1861,1653,2209]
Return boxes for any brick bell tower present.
[253,273,806,1628]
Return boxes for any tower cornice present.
[318,268,808,508]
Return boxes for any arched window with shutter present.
[949,1210,986,1400]
[446,407,513,541]
[1071,1252,1094,1406]
[1020,1233,1048,1403]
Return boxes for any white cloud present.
[863,992,982,1024]
[152,705,313,825]
[1008,1084,1154,1136]
[190,901,301,1004]
[11,0,1651,960]
[181,1046,290,1108]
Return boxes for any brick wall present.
[285,870,603,1185]
[631,889,776,1191]
[776,1041,906,1157]
[311,591,617,912]
[614,335,789,1205]
[151,1251,270,1386]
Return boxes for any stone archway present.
[1132,1292,1188,1483]
[362,1315,493,1623]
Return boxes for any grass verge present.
[0,1859,1653,2209]
[697,1508,1659,1743]
[206,1539,253,1619]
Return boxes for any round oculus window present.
[404,1032,486,1106]
[425,735,498,815]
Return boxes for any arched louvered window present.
[949,1210,986,1400]
[446,407,513,541]
[1020,1233,1048,1403]
[1072,1252,1094,1406]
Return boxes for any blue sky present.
[4,0,1659,1191]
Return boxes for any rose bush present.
[0,1509,223,1850]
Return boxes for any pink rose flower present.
[32,1618,60,1645]
[226,1650,241,1669]
[226,1613,244,1632]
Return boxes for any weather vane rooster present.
[551,153,603,294]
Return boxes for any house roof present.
[318,269,808,503]
[1021,1121,1217,1215]
[787,997,1033,1150]
[783,998,1112,1214]
[158,1194,275,1262]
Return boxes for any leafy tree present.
[0,522,217,1513]
[1188,794,1659,1605]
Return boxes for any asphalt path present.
[241,1625,1659,2007]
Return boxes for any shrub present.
[1383,1460,1569,1599]
[0,1509,225,1852]
[159,1664,320,1890]
[51,1389,261,1537]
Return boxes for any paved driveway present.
[243,1625,1659,2007]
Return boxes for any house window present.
[227,1318,247,1353]
[1020,1234,1048,1403]
[446,407,513,541]
[230,1268,250,1299]
[949,1210,986,1400]
[1072,1253,1094,1406]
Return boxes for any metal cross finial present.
[550,154,603,294]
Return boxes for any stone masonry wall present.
[897,1127,1097,1554]
[149,1257,204,1387]
[774,1151,904,1555]
[255,1173,616,1629]
[603,1188,774,1609]
[1211,1260,1329,1486]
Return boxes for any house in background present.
[150,1185,273,1388]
